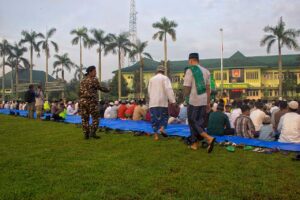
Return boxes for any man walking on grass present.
[148,65,176,141]
[183,53,215,152]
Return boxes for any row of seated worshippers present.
[101,99,189,123]
[102,100,149,121]
[206,100,300,143]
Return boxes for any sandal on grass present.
[207,138,216,153]
[226,146,235,152]
[159,129,168,137]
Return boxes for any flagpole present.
[220,28,224,95]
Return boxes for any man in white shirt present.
[148,65,176,141]
[278,101,300,143]
[230,101,242,128]
[67,101,76,115]
[104,102,113,119]
[250,102,266,136]
[183,53,215,152]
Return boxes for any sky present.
[0,0,300,81]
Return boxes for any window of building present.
[263,73,273,80]
[215,72,227,80]
[246,71,259,79]
[247,90,259,96]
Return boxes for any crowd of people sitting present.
[1,95,300,144]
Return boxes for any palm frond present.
[143,52,153,60]
[51,41,59,53]
[260,35,276,46]
[71,37,79,45]
[47,28,57,38]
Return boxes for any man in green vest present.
[43,100,51,113]
[183,53,216,152]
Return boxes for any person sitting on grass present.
[258,115,275,141]
[207,103,232,136]
[278,101,300,143]
[52,102,67,121]
[51,100,58,115]
[250,101,266,137]
[125,100,136,119]
[104,102,113,119]
[110,101,119,119]
[67,101,77,115]
[133,100,146,121]
[235,104,256,138]
[117,100,127,119]
[43,100,51,113]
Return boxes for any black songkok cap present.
[85,65,96,75]
[189,53,199,60]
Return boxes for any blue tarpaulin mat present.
[1,109,300,152]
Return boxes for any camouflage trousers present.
[79,99,100,137]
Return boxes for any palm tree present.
[89,28,112,98]
[74,64,87,81]
[70,27,89,81]
[53,53,74,82]
[152,17,178,75]
[52,68,62,79]
[37,28,59,98]
[260,17,300,97]
[105,32,132,98]
[7,44,29,98]
[19,30,44,83]
[0,39,12,100]
[129,40,152,98]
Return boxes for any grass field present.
[0,115,300,200]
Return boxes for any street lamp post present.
[220,28,224,95]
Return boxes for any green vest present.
[59,109,67,119]
[44,102,50,111]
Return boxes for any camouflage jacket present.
[79,76,109,100]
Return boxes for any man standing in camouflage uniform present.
[79,66,110,139]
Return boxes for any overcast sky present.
[1,0,300,81]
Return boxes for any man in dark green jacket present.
[207,103,231,136]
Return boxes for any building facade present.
[119,51,300,99]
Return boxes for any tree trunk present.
[15,59,19,99]
[278,41,283,98]
[30,45,33,83]
[98,48,102,100]
[11,66,14,97]
[2,56,5,101]
[62,65,64,81]
[118,48,121,99]
[45,49,49,99]
[62,65,65,99]
[139,54,144,98]
[79,37,83,81]
[164,33,168,75]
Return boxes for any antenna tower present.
[129,0,137,65]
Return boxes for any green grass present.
[0,115,300,200]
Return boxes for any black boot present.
[90,128,100,139]
[84,130,90,140]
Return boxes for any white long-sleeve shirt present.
[148,73,175,108]
[104,106,112,118]
[278,112,300,143]
[250,109,266,132]
[67,105,76,115]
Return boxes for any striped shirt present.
[235,115,255,138]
